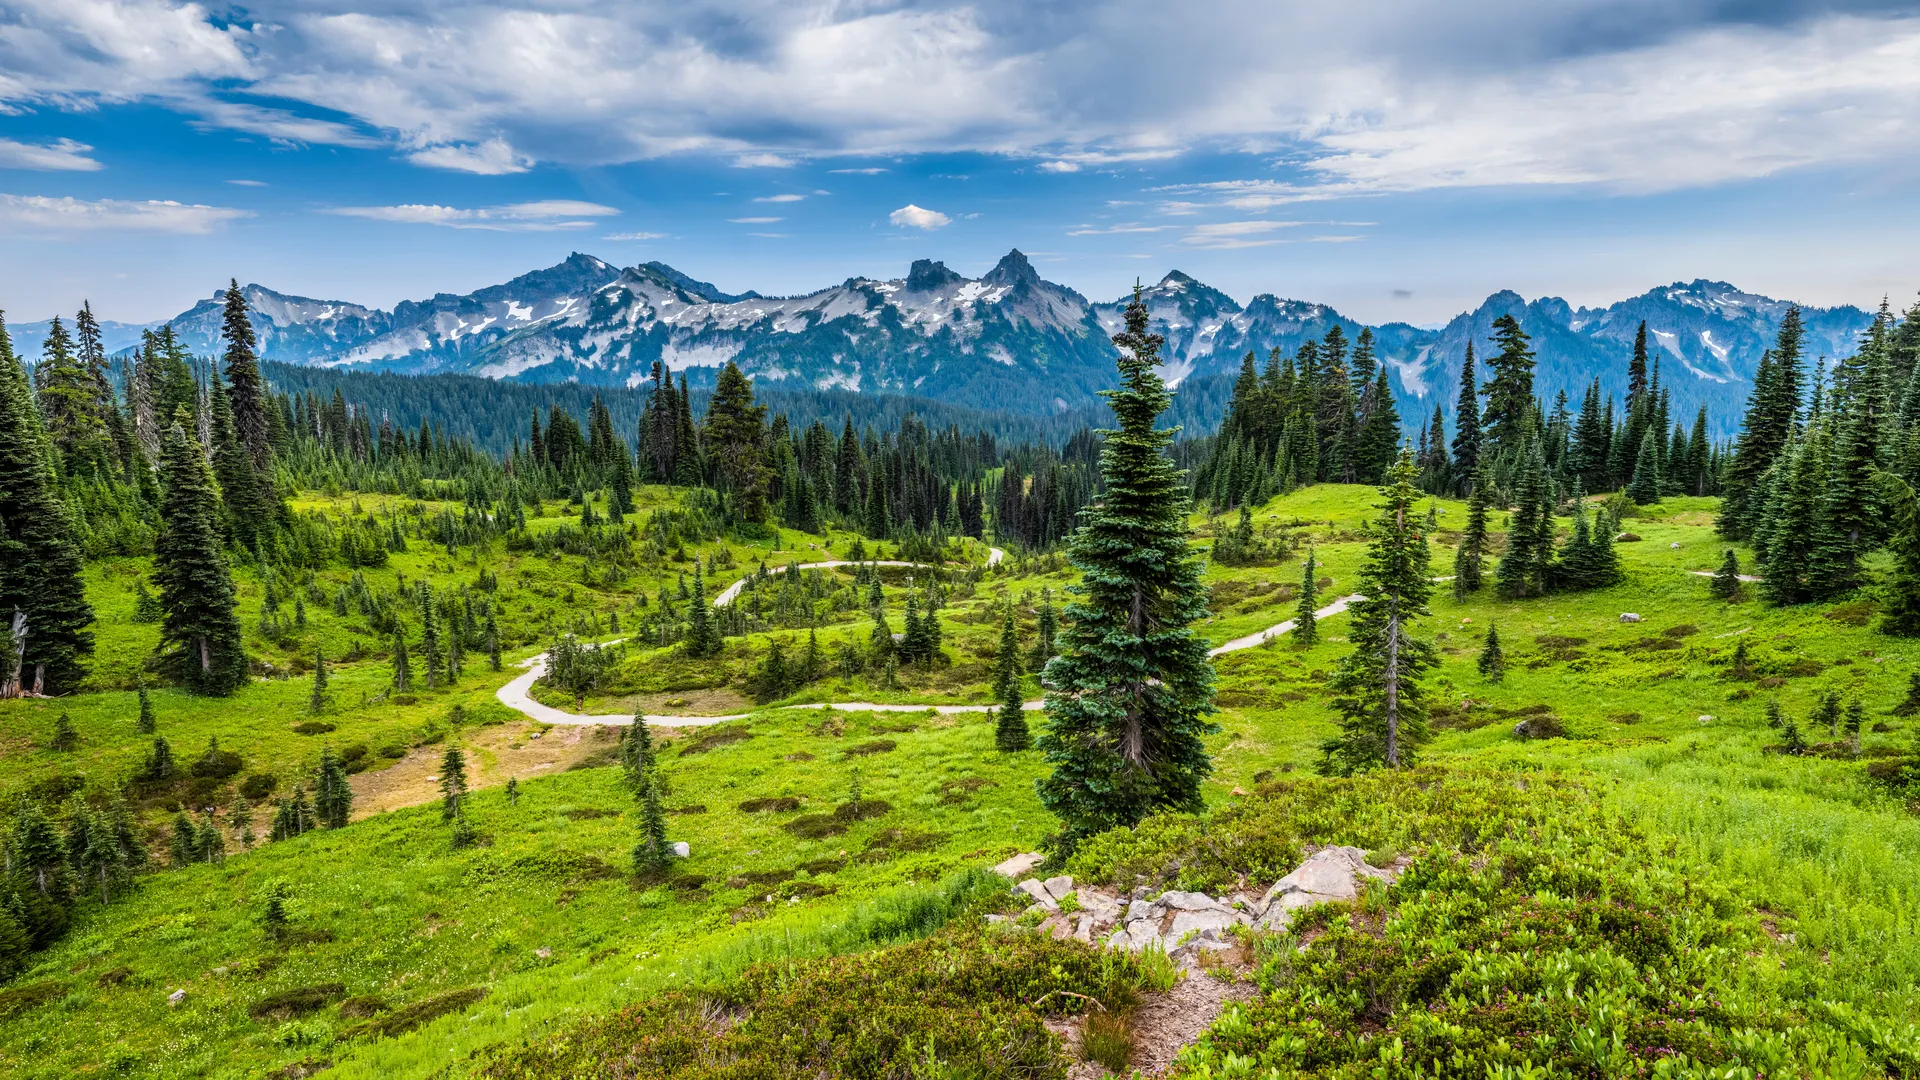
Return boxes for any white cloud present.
[328,199,618,231]
[225,178,267,187]
[889,204,950,229]
[0,192,249,233]
[0,137,102,171]
[1181,220,1369,249]
[728,216,782,223]
[407,139,531,175]
[753,193,805,202]
[1066,222,1174,235]
[4,2,1919,198]
[829,167,888,174]
[603,230,666,240]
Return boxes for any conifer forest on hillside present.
[6,278,1920,1080]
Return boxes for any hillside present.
[5,482,1920,1078]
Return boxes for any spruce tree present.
[1625,427,1663,504]
[440,745,469,823]
[1035,289,1217,845]
[49,713,78,752]
[486,612,502,671]
[682,568,721,658]
[505,777,519,807]
[153,419,247,696]
[1711,550,1744,601]
[1294,547,1319,645]
[308,645,328,714]
[219,280,274,475]
[313,746,352,829]
[392,628,411,691]
[1450,343,1481,490]
[1320,450,1434,774]
[993,602,1029,751]
[1453,467,1489,600]
[1480,316,1537,458]
[1812,690,1842,739]
[208,372,268,549]
[633,770,672,876]
[0,316,95,696]
[1721,310,1805,537]
[1497,441,1548,599]
[1477,624,1504,682]
[137,685,156,733]
[705,361,772,523]
[1844,698,1865,754]
[620,717,657,791]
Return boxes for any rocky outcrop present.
[999,845,1403,965]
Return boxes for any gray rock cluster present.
[994,845,1400,964]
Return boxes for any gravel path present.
[711,547,1006,606]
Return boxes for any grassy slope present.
[3,484,1919,1077]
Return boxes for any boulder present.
[1015,879,1058,909]
[1616,532,1642,542]
[168,989,186,1007]
[1619,612,1642,623]
[1256,845,1392,930]
[992,852,1045,878]
[671,841,691,858]
[1169,905,1245,945]
[1042,875,1075,902]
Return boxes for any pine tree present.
[1812,690,1842,739]
[1844,698,1865,754]
[391,628,411,691]
[170,811,198,867]
[1625,427,1663,504]
[1354,369,1401,484]
[1450,343,1481,492]
[1480,316,1537,458]
[505,777,519,807]
[440,745,469,823]
[208,372,268,548]
[313,746,352,829]
[1711,550,1744,601]
[0,316,95,697]
[993,602,1029,751]
[1320,450,1434,774]
[1477,624,1504,682]
[219,280,274,476]
[308,645,328,714]
[1497,441,1549,599]
[1453,465,1490,600]
[1294,547,1319,645]
[1035,289,1217,845]
[1721,310,1805,537]
[136,736,177,784]
[260,881,291,941]
[486,612,502,671]
[705,361,772,523]
[633,770,672,875]
[682,567,722,658]
[137,685,156,733]
[49,713,78,752]
[153,419,247,696]
[620,717,657,791]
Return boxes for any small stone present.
[992,852,1045,878]
[167,989,186,1007]
[1698,714,1714,723]
[671,841,690,858]
[1158,891,1221,912]
[1619,613,1642,623]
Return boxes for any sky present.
[1,0,1918,328]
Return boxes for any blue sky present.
[1,0,1918,327]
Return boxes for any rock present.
[1698,714,1715,723]
[1073,913,1095,944]
[984,913,1008,925]
[671,841,691,858]
[1230,786,1249,797]
[1126,898,1157,922]
[1669,542,1682,550]
[1042,875,1075,901]
[1107,920,1164,952]
[1256,846,1392,930]
[1616,532,1642,542]
[167,989,186,1007]
[1015,879,1058,909]
[1619,612,1642,623]
[1169,906,1245,944]
[1158,891,1221,912]
[1513,715,1565,740]
[992,852,1045,878]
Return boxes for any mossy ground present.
[4,484,1920,1078]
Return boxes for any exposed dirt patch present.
[1126,971,1256,1077]
[350,722,627,820]
[588,687,754,716]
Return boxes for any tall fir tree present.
[1480,316,1537,458]
[440,745,469,823]
[153,419,247,695]
[313,746,352,829]
[1320,450,1435,773]
[682,567,722,658]
[1625,427,1663,504]
[1295,547,1319,645]
[704,361,772,523]
[1453,464,1490,599]
[0,315,94,696]
[1035,289,1217,846]
[308,645,328,713]
[1477,624,1505,682]
[633,770,672,875]
[993,602,1030,751]
[208,371,269,549]
[1450,343,1481,491]
[1721,309,1805,538]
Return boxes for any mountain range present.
[5,251,1878,440]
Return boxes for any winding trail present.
[710,547,1005,607]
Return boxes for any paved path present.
[710,547,1006,607]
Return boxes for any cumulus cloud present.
[329,199,617,230]
[0,192,249,233]
[2,1,1918,196]
[889,204,950,229]
[0,137,102,171]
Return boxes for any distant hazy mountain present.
[11,252,1874,438]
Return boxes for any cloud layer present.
[2,0,1918,197]
[328,199,618,230]
[0,193,249,232]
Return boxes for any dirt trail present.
[710,547,1006,606]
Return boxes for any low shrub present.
[844,739,897,757]
[337,994,388,1019]
[291,721,335,736]
[737,797,802,813]
[679,726,754,756]
[249,983,346,1021]
[341,987,488,1041]
[0,980,62,1018]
